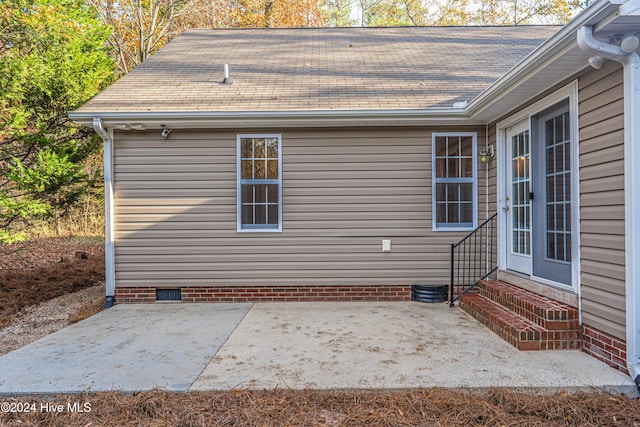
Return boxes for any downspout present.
[486,124,490,221]
[93,118,115,308]
[578,25,640,391]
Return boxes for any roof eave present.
[68,108,480,129]
[466,0,624,121]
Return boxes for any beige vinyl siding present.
[486,125,498,216]
[578,61,626,340]
[113,126,487,288]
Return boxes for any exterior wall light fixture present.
[479,145,495,163]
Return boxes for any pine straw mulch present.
[0,238,105,328]
[0,388,638,426]
[0,237,104,270]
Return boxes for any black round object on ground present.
[411,284,449,303]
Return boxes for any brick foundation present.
[582,324,628,375]
[114,285,412,303]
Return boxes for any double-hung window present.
[432,132,477,231]
[237,134,282,232]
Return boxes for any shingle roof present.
[76,26,560,113]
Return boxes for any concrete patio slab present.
[0,303,252,394]
[191,302,635,393]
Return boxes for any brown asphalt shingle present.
[76,26,560,113]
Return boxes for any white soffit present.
[471,46,591,122]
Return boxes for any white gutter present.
[577,24,640,392]
[69,108,471,129]
[93,118,115,308]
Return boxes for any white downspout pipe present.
[93,118,115,308]
[578,25,640,392]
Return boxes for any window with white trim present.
[432,132,477,230]
[237,135,282,232]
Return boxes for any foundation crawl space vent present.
[411,284,448,303]
[156,289,182,301]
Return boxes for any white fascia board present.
[68,108,473,129]
[466,0,624,120]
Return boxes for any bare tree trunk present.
[83,199,89,237]
[265,0,275,27]
[55,212,61,237]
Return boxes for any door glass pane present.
[547,232,556,259]
[547,204,555,230]
[555,145,564,172]
[546,147,554,177]
[555,114,565,141]
[557,233,565,260]
[511,130,531,256]
[545,112,571,262]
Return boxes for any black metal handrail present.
[449,213,498,307]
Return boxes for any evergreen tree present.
[0,0,114,242]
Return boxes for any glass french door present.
[506,121,532,275]
[504,101,572,287]
[532,103,572,285]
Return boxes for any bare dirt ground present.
[0,238,638,426]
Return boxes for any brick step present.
[476,280,579,331]
[460,293,581,351]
